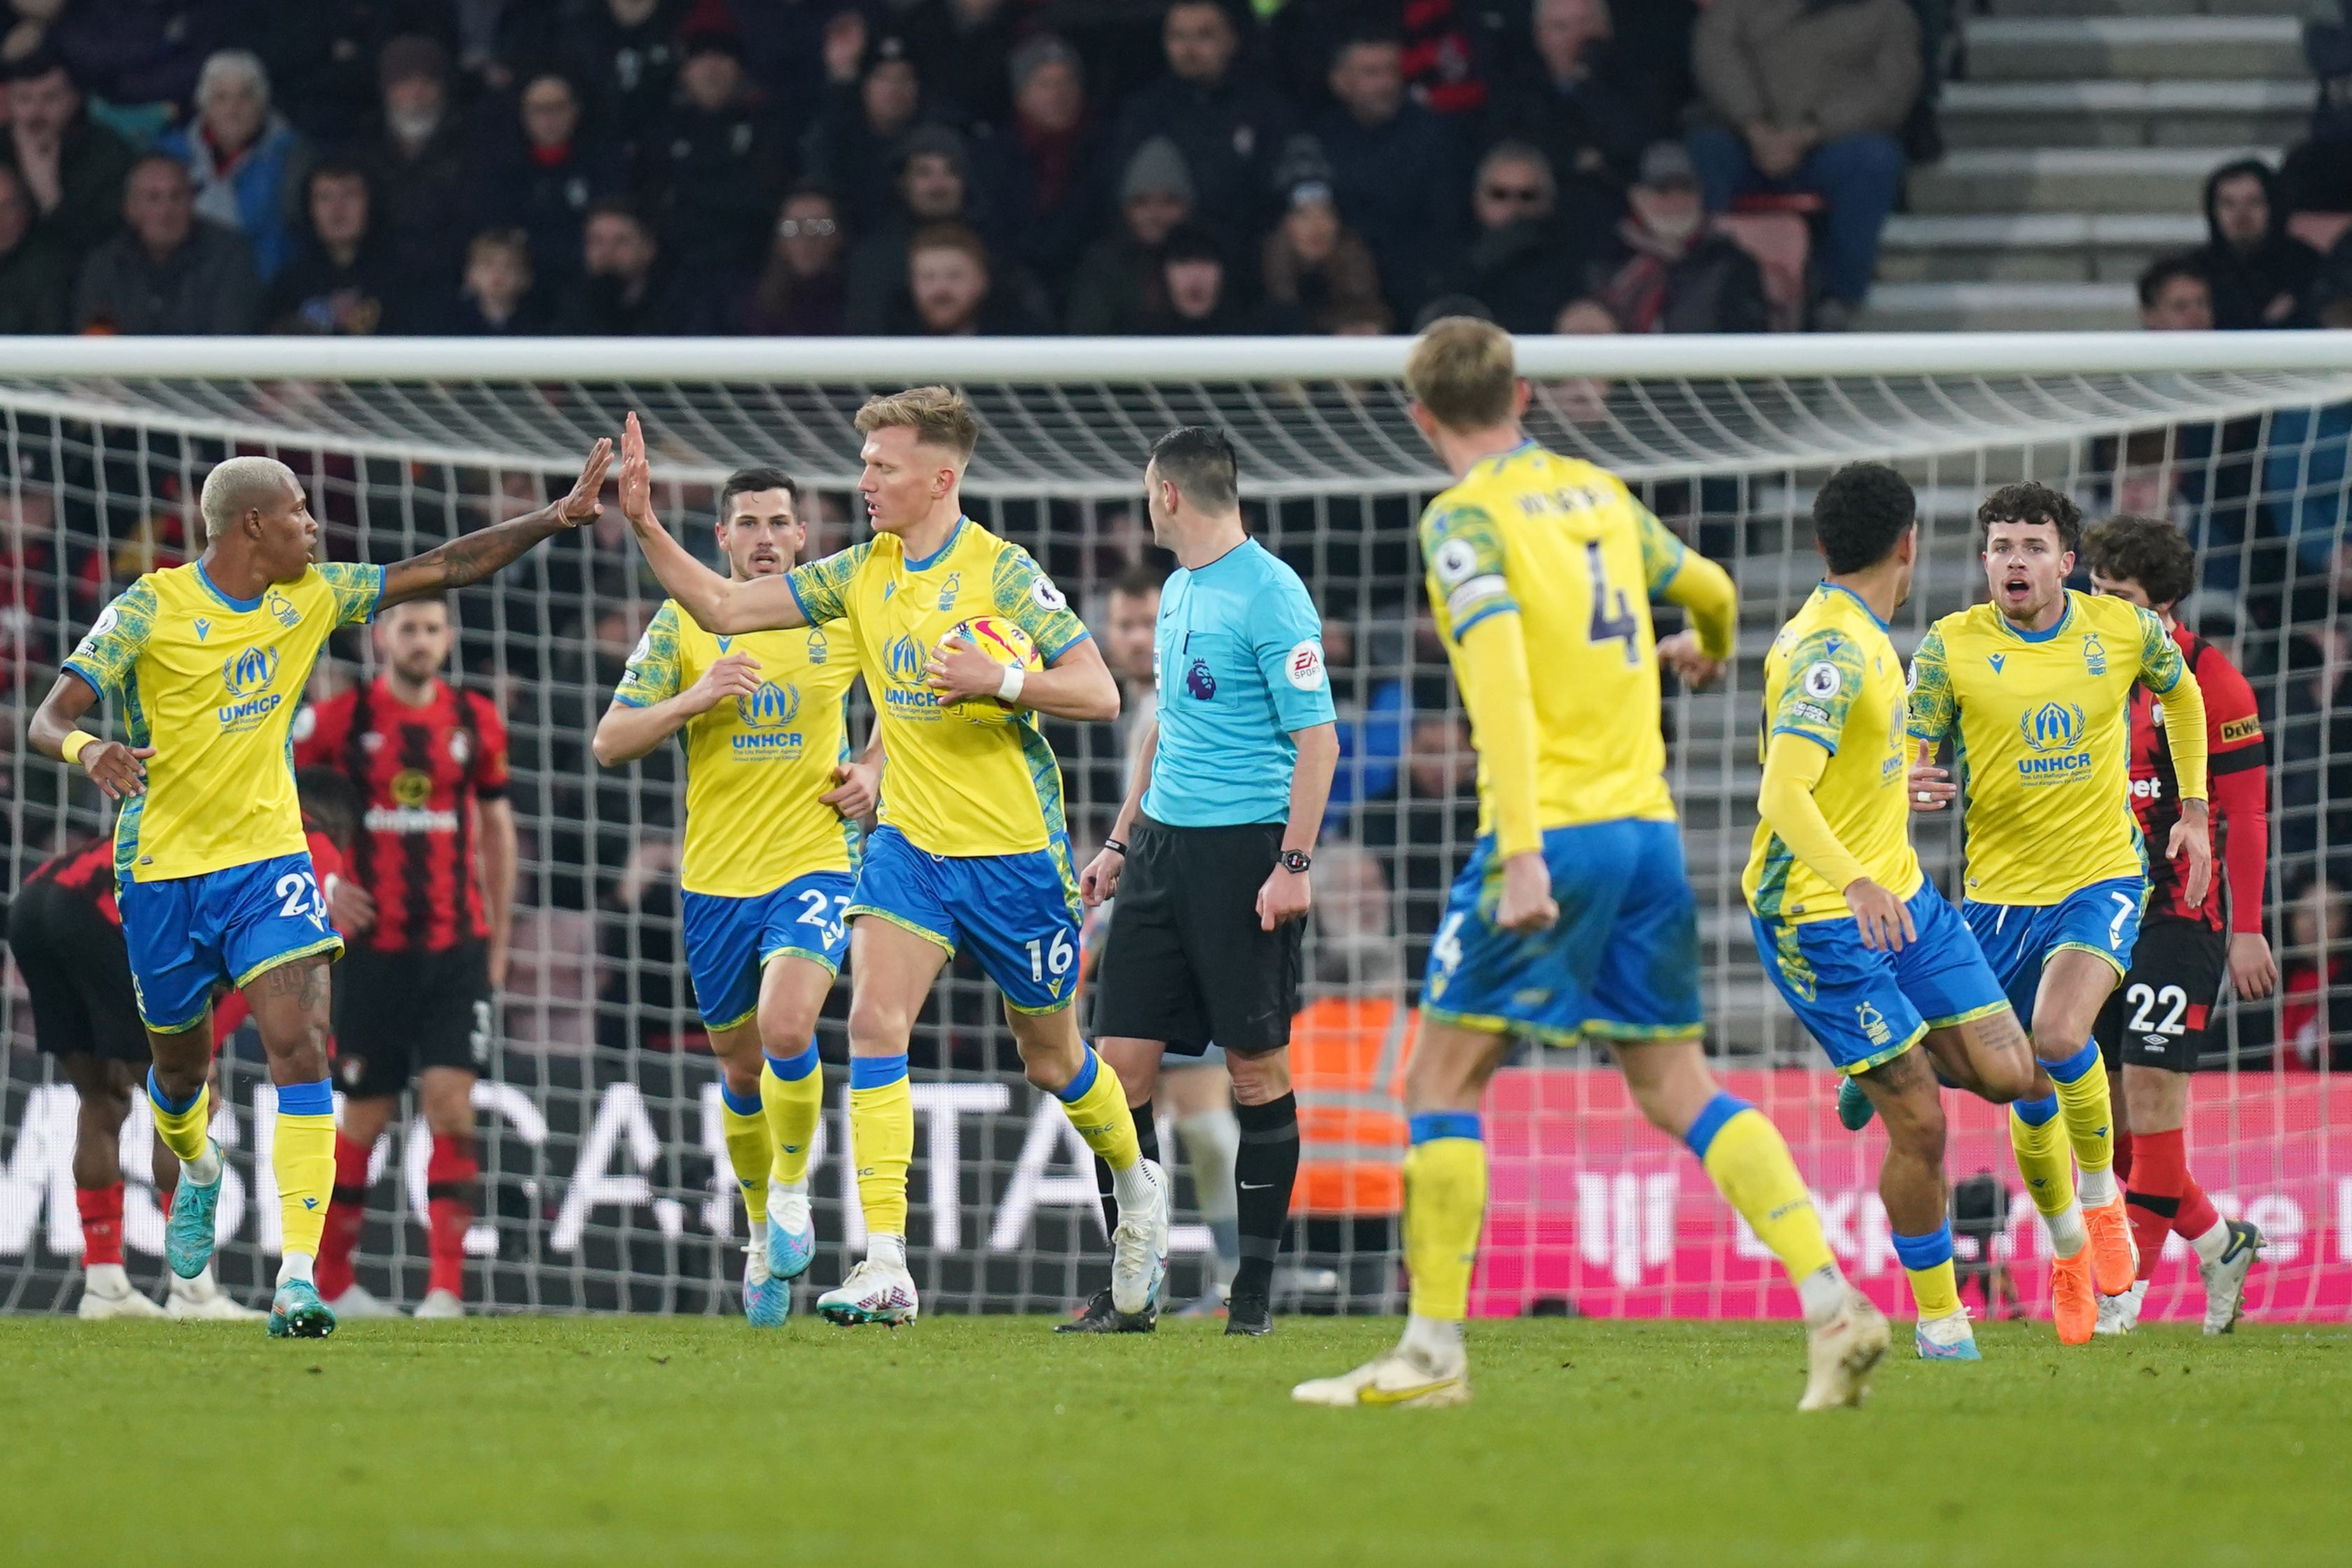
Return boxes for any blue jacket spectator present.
[1310,30,1462,323]
[1111,1,1296,260]
[160,50,309,284]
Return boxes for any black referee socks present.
[1092,1099,1160,1235]
[1230,1092,1300,1300]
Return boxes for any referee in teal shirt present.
[1076,427,1340,1336]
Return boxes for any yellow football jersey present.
[1909,589,2192,905]
[613,600,862,898]
[1419,442,1714,833]
[64,559,383,881]
[784,517,1088,858]
[1742,583,1920,923]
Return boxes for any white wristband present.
[996,663,1026,705]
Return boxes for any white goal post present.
[0,331,2345,1323]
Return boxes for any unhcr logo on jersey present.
[216,645,284,733]
[881,633,940,720]
[2016,699,2093,785]
[733,680,806,759]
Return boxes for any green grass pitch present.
[4,1314,2346,1567]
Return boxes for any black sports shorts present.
[333,942,493,1098]
[2096,914,2228,1075]
[1091,816,1302,1057]
[8,875,145,1063]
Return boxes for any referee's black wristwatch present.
[1277,849,1312,874]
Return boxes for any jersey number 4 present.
[1585,542,1639,666]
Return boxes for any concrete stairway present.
[1862,1,2326,331]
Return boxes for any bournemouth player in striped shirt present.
[292,595,517,1320]
[2082,514,2270,1333]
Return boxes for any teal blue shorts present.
[1962,876,2146,1031]
[118,852,343,1032]
[1752,880,2009,1075]
[851,826,1082,1015]
[680,870,854,1031]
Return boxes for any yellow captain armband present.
[60,730,101,765]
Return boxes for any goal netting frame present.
[1,332,2346,1323]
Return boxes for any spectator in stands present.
[981,34,1106,301]
[0,160,72,332]
[1319,614,1410,827]
[1689,0,1918,326]
[894,219,1047,336]
[364,36,472,310]
[1548,296,1623,425]
[1143,221,1258,335]
[905,0,1019,128]
[569,0,689,153]
[1066,136,1194,336]
[2193,159,2320,331]
[1486,0,1661,243]
[249,0,409,150]
[846,125,985,334]
[1358,710,1480,995]
[1311,27,1461,325]
[2279,868,2350,1069]
[1112,0,1295,254]
[159,49,308,285]
[741,186,848,336]
[444,226,546,335]
[74,151,261,333]
[483,72,620,296]
[266,161,397,335]
[1439,142,1586,333]
[2,50,132,263]
[1585,142,1767,335]
[1260,142,1388,335]
[2140,255,2215,331]
[647,22,788,287]
[800,31,932,237]
[558,197,708,334]
[43,0,230,118]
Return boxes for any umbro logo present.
[1989,654,2006,674]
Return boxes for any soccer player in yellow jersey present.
[1745,464,2044,1365]
[26,441,614,1339]
[1294,318,1877,1412]
[614,396,1169,1326]
[593,465,879,1328]
[1904,481,2213,1345]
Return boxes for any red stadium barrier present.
[1473,1067,2349,1322]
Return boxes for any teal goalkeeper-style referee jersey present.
[1141,537,1335,827]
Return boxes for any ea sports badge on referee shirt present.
[1286,639,1326,691]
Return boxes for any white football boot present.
[2201,1219,2265,1335]
[2094,1279,2147,1337]
[413,1288,465,1319]
[1291,1345,1471,1408]
[165,1266,266,1320]
[327,1282,403,1320]
[817,1259,920,1327]
[1108,1158,1170,1319]
[1799,1288,1890,1411]
[77,1265,166,1320]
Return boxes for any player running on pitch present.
[616,395,1170,1327]
[2081,513,2269,1334]
[1745,462,2044,1365]
[1897,482,2212,1345]
[596,463,878,1328]
[27,439,614,1339]
[1294,318,1882,1412]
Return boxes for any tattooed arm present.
[377,439,613,610]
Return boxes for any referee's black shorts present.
[1092,816,1302,1057]
[7,877,146,1064]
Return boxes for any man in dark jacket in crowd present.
[975,34,1106,303]
[1111,0,1295,255]
[0,162,74,333]
[1311,28,1462,325]
[2192,158,2320,330]
[557,197,713,333]
[568,0,692,153]
[483,71,623,294]
[74,152,261,333]
[2,51,135,266]
[1440,141,1588,333]
[364,36,472,313]
[266,161,401,334]
[799,30,940,236]
[645,24,789,285]
[1583,142,1766,334]
[845,125,990,333]
[1486,0,1663,244]
[1066,136,1195,335]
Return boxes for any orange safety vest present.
[1289,995,1414,1215]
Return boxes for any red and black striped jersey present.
[21,837,122,927]
[292,677,509,954]
[2126,625,2268,933]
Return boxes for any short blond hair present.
[1405,317,1517,432]
[854,385,979,460]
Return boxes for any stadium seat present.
[1713,211,1812,332]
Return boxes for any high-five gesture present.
[619,411,654,529]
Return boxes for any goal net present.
[1,333,2346,1323]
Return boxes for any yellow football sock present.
[274,1080,336,1259]
[2044,1043,2115,1176]
[146,1073,211,1164]
[717,1081,769,1227]
[762,1045,825,1188]
[848,1055,913,1238]
[1692,1096,1836,1284]
[2010,1098,2077,1217]
[1403,1117,1487,1321]
[1054,1048,1140,1171]
[1906,1260,1961,1320]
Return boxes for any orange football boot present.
[2083,1195,2139,1298]
[2051,1246,2098,1345]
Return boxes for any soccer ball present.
[939,616,1041,724]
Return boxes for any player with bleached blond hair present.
[614,396,1170,1326]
